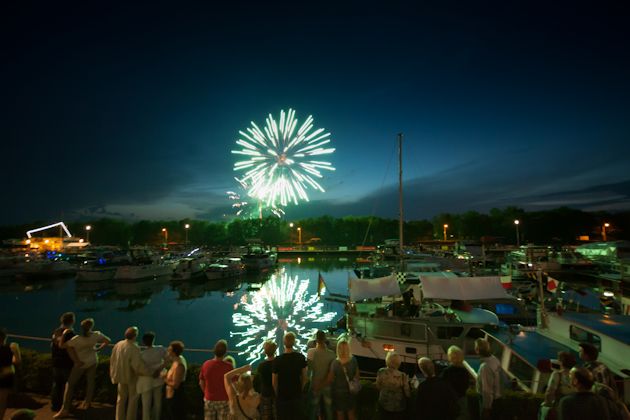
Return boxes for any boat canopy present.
[421,276,512,301]
[349,274,401,301]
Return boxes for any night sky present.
[4,2,630,224]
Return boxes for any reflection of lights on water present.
[231,268,337,362]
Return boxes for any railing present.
[7,333,241,355]
[483,330,540,393]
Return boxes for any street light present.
[443,224,448,241]
[602,223,610,242]
[288,223,295,245]
[162,228,168,247]
[85,225,91,243]
[297,227,302,245]
[184,224,190,246]
[514,220,520,247]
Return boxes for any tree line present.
[0,207,627,247]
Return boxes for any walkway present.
[5,393,114,420]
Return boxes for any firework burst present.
[232,109,335,207]
[231,268,337,363]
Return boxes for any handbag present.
[342,363,361,395]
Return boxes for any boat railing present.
[483,329,542,393]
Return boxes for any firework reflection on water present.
[231,267,337,363]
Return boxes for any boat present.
[343,274,513,371]
[115,263,174,281]
[77,264,119,282]
[17,254,76,279]
[114,248,174,281]
[241,247,277,271]
[172,256,212,281]
[205,258,244,280]
[76,249,132,282]
[538,311,630,391]
[0,253,26,279]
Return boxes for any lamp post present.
[289,223,294,245]
[184,224,190,246]
[297,227,302,246]
[602,223,610,242]
[443,224,448,241]
[85,225,91,243]
[514,220,520,247]
[162,228,168,248]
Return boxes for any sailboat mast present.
[398,133,404,255]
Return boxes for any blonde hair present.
[263,340,277,358]
[336,339,351,360]
[284,332,296,349]
[237,372,253,394]
[447,345,465,365]
[385,351,401,369]
[224,355,236,368]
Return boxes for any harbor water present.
[0,256,352,366]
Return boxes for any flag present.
[500,275,512,289]
[547,276,558,293]
[396,272,406,284]
[317,272,327,297]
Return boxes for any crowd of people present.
[0,313,628,420]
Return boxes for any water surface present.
[0,256,352,366]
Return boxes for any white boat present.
[172,256,212,281]
[18,258,76,278]
[76,250,132,282]
[77,265,118,282]
[537,311,630,398]
[205,258,244,280]
[344,275,510,371]
[241,249,277,271]
[114,247,174,281]
[114,263,173,281]
[0,254,25,279]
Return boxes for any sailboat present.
[342,135,532,377]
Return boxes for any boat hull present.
[114,265,173,281]
[77,266,118,282]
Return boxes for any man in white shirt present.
[110,327,148,420]
[137,332,166,420]
[475,338,502,420]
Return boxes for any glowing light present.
[231,268,337,363]
[232,109,336,208]
[26,222,72,238]
[85,225,91,231]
